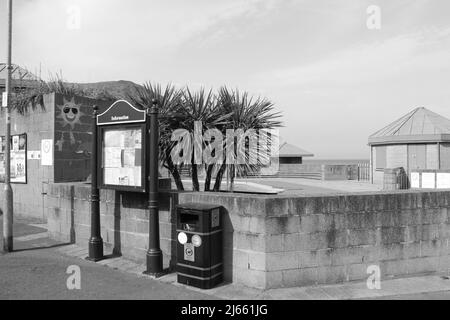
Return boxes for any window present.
[375,146,386,170]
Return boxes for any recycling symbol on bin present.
[184,243,195,262]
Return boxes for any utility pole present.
[2,0,14,253]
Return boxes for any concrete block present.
[323,229,348,249]
[266,271,283,289]
[420,224,440,241]
[402,242,421,259]
[379,227,407,245]
[317,265,346,284]
[235,232,266,252]
[282,268,317,287]
[346,263,370,281]
[234,267,266,289]
[381,259,408,277]
[438,254,450,272]
[377,211,401,227]
[265,234,283,253]
[249,216,266,234]
[305,231,331,250]
[298,250,321,268]
[233,249,249,269]
[282,233,301,252]
[437,223,450,240]
[346,212,377,229]
[135,220,150,234]
[248,252,266,271]
[266,252,299,271]
[348,229,376,246]
[266,216,300,235]
[420,239,445,257]
[407,257,439,275]
[379,243,405,261]
[331,246,374,266]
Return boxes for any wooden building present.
[368,107,450,184]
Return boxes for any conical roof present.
[369,107,450,145]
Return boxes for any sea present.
[303,159,370,165]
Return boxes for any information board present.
[97,100,147,192]
[0,133,27,184]
[102,127,143,188]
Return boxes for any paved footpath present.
[1,215,450,300]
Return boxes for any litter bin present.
[176,203,223,289]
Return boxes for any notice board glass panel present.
[101,127,143,188]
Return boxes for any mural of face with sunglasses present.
[57,97,85,129]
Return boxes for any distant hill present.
[71,80,143,100]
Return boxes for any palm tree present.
[179,87,231,191]
[128,83,282,192]
[211,87,282,191]
[128,82,186,190]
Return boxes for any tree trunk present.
[191,153,200,191]
[213,163,227,191]
[230,164,235,192]
[204,164,214,191]
[191,165,200,191]
[165,155,184,190]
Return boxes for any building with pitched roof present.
[368,107,450,184]
[278,142,314,164]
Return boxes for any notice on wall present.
[410,172,420,188]
[437,173,450,189]
[27,151,41,160]
[0,134,27,183]
[41,139,53,166]
[102,128,142,187]
[421,172,436,189]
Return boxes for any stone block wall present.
[179,190,450,289]
[46,179,176,268]
[46,183,450,289]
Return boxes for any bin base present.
[177,272,223,290]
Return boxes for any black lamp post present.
[144,98,164,276]
[87,105,104,261]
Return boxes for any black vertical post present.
[145,99,163,276]
[87,105,104,261]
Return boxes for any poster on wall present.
[41,139,53,166]
[410,172,420,188]
[102,127,143,188]
[437,173,450,189]
[0,133,27,184]
[421,172,436,189]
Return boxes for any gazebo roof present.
[279,142,314,157]
[368,107,450,145]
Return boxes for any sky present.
[1,0,450,159]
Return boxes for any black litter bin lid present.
[177,202,222,212]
